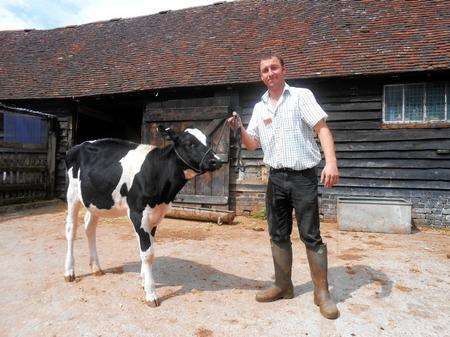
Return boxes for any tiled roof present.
[0,0,449,99]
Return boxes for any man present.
[228,55,340,319]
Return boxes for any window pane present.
[404,84,424,121]
[385,86,403,121]
[426,83,445,121]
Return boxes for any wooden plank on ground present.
[166,206,235,224]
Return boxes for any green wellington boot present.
[306,244,339,319]
[255,240,294,302]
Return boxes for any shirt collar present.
[261,82,292,103]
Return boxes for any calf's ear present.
[157,125,179,143]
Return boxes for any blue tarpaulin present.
[3,112,47,145]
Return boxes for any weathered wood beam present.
[165,206,235,225]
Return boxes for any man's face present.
[260,57,286,90]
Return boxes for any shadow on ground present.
[93,257,392,304]
[0,203,64,223]
[293,264,392,303]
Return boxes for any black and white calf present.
[64,126,221,306]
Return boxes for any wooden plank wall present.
[143,97,232,210]
[309,79,450,224]
[0,146,51,205]
[0,108,57,205]
[230,77,450,226]
[8,101,76,199]
[54,114,73,198]
[229,86,267,214]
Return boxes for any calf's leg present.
[65,200,81,282]
[84,211,103,276]
[130,209,159,307]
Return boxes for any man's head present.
[259,54,286,91]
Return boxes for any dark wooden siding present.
[230,75,450,225]
[311,79,450,194]
[3,72,449,226]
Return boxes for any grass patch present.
[251,207,267,220]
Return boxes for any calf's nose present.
[208,158,222,169]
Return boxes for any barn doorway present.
[143,97,231,210]
[74,97,143,144]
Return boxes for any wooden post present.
[46,123,57,198]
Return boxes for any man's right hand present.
[227,111,242,130]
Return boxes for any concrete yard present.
[0,201,449,337]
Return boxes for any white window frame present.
[383,82,449,124]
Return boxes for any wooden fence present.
[0,105,57,206]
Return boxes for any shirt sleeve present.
[246,105,260,141]
[300,89,328,128]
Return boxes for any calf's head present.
[158,126,222,176]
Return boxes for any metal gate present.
[0,104,57,206]
[142,97,231,210]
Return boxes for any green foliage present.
[251,207,267,220]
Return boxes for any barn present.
[1,0,449,227]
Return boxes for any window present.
[383,82,449,123]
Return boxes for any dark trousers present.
[266,167,323,251]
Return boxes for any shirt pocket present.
[283,108,301,131]
[258,120,274,142]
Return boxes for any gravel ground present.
[0,202,449,337]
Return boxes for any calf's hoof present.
[145,298,160,307]
[64,274,75,282]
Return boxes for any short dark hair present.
[259,53,285,69]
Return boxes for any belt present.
[270,167,297,173]
[269,166,316,174]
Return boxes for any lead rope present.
[212,119,228,152]
[234,126,245,173]
[212,116,245,173]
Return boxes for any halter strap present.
[173,146,213,174]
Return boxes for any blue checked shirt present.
[247,83,328,170]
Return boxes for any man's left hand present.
[320,163,339,188]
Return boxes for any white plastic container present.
[337,196,412,234]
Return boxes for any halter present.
[173,145,213,174]
[161,113,245,174]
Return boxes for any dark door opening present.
[75,99,143,144]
